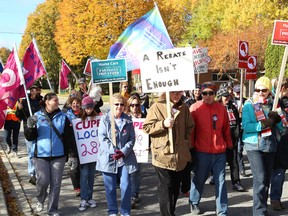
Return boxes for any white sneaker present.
[79,200,88,211]
[109,214,117,216]
[36,202,43,212]
[88,199,97,208]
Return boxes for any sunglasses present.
[202,91,215,96]
[114,103,124,106]
[130,104,140,107]
[255,89,268,93]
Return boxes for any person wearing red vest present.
[4,102,21,157]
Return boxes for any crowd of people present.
[3,76,288,216]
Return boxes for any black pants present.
[227,146,241,185]
[154,165,185,216]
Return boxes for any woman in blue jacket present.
[242,77,282,216]
[26,92,73,216]
[96,93,138,216]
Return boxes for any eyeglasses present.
[255,89,268,93]
[202,91,215,96]
[123,86,128,88]
[114,103,124,106]
[130,104,140,107]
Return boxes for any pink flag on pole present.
[22,40,47,89]
[0,50,21,95]
[60,59,71,89]
[0,99,7,129]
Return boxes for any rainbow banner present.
[108,5,174,71]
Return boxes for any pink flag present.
[0,99,7,129]
[0,50,21,95]
[60,59,71,89]
[22,39,46,89]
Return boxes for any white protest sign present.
[139,47,195,93]
[193,47,210,74]
[72,117,101,164]
[133,118,149,163]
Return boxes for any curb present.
[0,148,33,216]
[0,180,8,216]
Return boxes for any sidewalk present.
[1,126,288,215]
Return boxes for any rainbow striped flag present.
[108,5,174,71]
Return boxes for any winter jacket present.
[63,108,78,158]
[143,99,194,172]
[96,111,138,174]
[242,99,282,152]
[190,100,233,153]
[25,108,73,158]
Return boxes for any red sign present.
[245,55,257,80]
[272,20,288,45]
[238,41,249,61]
[238,61,247,69]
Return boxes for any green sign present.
[91,59,127,84]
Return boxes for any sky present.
[0,0,45,50]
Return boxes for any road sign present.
[239,41,249,61]
[91,59,127,84]
[272,20,288,45]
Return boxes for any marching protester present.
[189,82,233,216]
[216,87,245,192]
[269,78,288,211]
[78,95,98,211]
[4,102,21,158]
[125,95,147,209]
[62,89,81,111]
[16,84,43,185]
[135,83,149,115]
[242,76,282,216]
[143,91,194,216]
[78,77,88,98]
[96,93,138,216]
[119,81,130,101]
[62,97,82,197]
[24,93,74,216]
[232,84,248,177]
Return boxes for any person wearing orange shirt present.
[4,102,21,158]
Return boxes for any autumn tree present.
[19,0,62,92]
[55,0,192,66]
[0,47,11,64]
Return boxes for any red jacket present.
[190,101,232,153]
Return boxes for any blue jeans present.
[102,166,131,215]
[270,168,286,201]
[80,162,96,201]
[4,120,20,152]
[190,152,228,215]
[246,150,275,216]
[130,163,142,197]
[25,139,35,176]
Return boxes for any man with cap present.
[232,84,248,177]
[16,84,43,185]
[216,88,245,192]
[78,77,88,98]
[189,81,233,215]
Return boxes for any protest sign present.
[139,47,195,93]
[133,118,149,163]
[193,47,210,73]
[72,117,101,164]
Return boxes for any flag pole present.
[59,60,62,95]
[31,36,53,92]
[14,44,33,116]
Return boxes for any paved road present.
[1,98,288,215]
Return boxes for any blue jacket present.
[33,109,67,157]
[64,108,77,123]
[96,111,138,174]
[242,99,282,152]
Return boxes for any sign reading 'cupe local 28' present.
[91,59,127,84]
[139,47,195,93]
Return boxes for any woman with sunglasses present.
[242,76,282,216]
[125,95,147,209]
[96,93,138,216]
